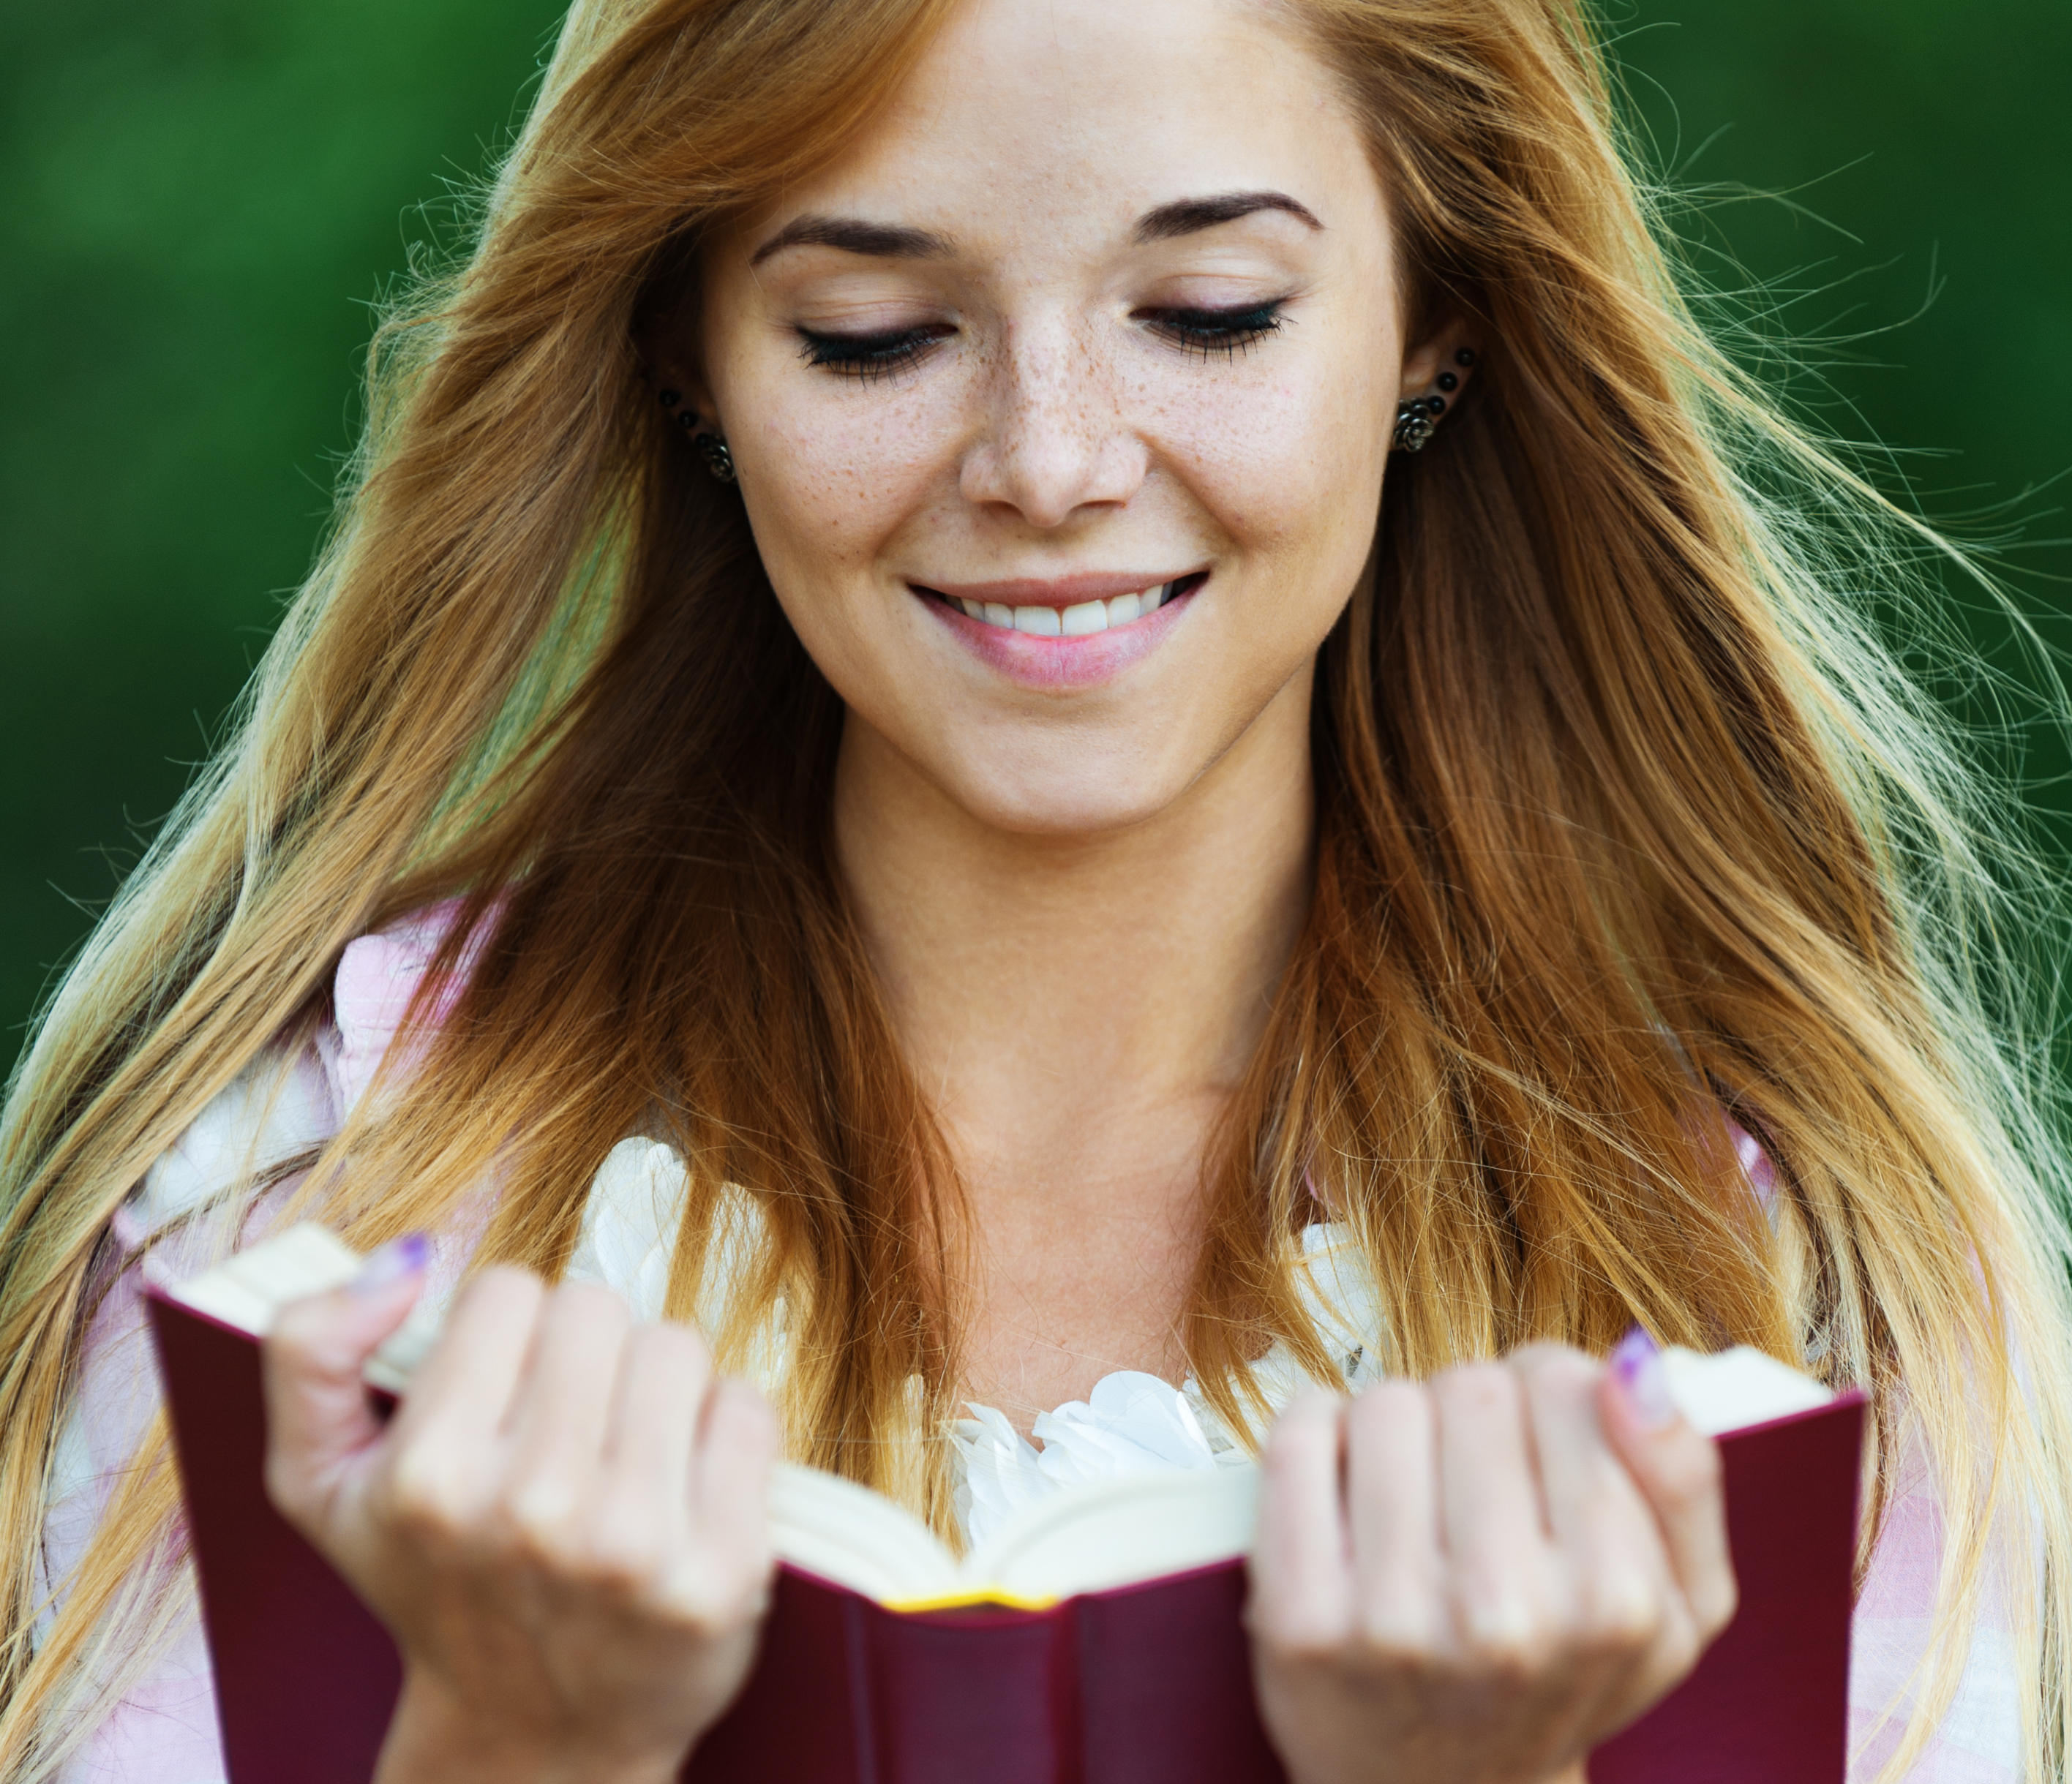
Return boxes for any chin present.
[943,753,1192,840]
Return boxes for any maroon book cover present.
[146,1286,1864,1784]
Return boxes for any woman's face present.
[683,0,1445,838]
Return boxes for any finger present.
[1517,1344,1655,1561]
[1514,1345,1667,1693]
[604,1321,715,1507]
[502,1281,634,1538]
[1247,1390,1352,1652]
[1433,1361,1551,1652]
[263,1235,430,1525]
[1598,1355,1736,1642]
[681,1379,778,1619]
[386,1266,542,1454]
[1343,1378,1442,1646]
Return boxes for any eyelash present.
[1141,300,1288,361]
[797,324,953,383]
[795,298,1291,382]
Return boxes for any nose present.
[958,309,1149,528]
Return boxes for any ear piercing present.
[1392,347,1479,454]
[657,385,736,483]
[1393,399,1439,453]
[694,433,737,483]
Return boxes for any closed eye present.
[1138,300,1288,361]
[797,323,956,382]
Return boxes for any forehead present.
[729,0,1381,261]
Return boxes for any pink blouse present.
[39,909,2026,1781]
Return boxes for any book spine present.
[863,1595,1081,1784]
[1588,1395,1865,1784]
[146,1290,404,1784]
[1074,1561,1285,1784]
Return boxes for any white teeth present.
[1060,599,1108,636]
[953,581,1182,634]
[1013,603,1062,636]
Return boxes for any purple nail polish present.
[1610,1323,1677,1430]
[350,1232,431,1298]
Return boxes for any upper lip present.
[910,570,1200,609]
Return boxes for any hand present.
[263,1241,779,1784]
[1246,1340,1737,1784]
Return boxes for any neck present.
[832,671,1315,1423]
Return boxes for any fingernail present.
[1610,1323,1677,1430]
[350,1232,430,1298]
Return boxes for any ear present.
[1397,317,1482,431]
[634,304,723,439]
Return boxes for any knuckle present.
[464,1266,546,1314]
[1251,1611,1355,1669]
[261,1453,312,1526]
[1510,1339,1588,1377]
[584,1505,669,1588]
[672,1562,765,1632]
[1694,1570,1740,1638]
[384,1469,473,1547]
[1578,1577,1662,1657]
[500,1482,585,1565]
[1263,1397,1343,1469]
[1435,1360,1517,1417]
[1349,1603,1435,1671]
[1245,1584,1355,1662]
[1514,1343,1598,1401]
[640,1319,711,1373]
[1347,1377,1427,1434]
[552,1278,633,1331]
[1452,1582,1555,1678]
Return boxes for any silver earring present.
[693,430,736,484]
[1392,395,1444,454]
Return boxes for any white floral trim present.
[953,1223,1387,1551]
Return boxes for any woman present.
[1,0,2064,1778]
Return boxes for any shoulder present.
[329,896,496,1110]
[118,899,487,1257]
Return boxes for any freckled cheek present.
[747,390,959,565]
[1160,367,1388,570]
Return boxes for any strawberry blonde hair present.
[2,0,2066,1775]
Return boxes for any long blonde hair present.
[3,0,2066,1776]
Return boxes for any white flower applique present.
[953,1222,1387,1551]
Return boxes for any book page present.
[974,1466,1261,1603]
[768,1464,964,1604]
[169,1224,363,1333]
[1662,1344,1833,1436]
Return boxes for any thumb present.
[263,1234,429,1532]
[1599,1327,1738,1644]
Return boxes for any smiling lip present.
[916,570,1206,690]
[916,571,1198,609]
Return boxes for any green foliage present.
[2,0,2066,1066]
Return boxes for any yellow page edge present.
[881,1585,1060,1614]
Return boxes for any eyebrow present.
[750,217,954,266]
[1133,190,1323,242]
[749,189,1324,268]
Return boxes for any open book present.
[150,1224,1866,1784]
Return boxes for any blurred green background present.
[3,0,2068,1074]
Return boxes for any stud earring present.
[693,431,736,483]
[1392,397,1439,453]
[658,388,681,410]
